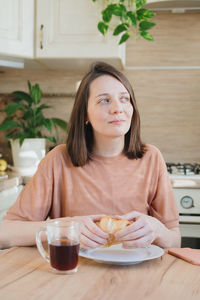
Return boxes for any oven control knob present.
[180,196,194,209]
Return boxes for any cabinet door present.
[0,0,34,58]
[36,0,125,68]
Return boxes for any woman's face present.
[87,75,133,141]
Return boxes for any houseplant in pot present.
[0,81,67,176]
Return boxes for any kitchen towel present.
[168,248,200,265]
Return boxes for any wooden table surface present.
[0,246,200,300]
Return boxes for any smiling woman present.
[0,61,180,251]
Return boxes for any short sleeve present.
[4,159,53,221]
[149,153,179,229]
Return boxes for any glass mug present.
[36,220,80,274]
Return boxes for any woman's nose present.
[109,100,123,114]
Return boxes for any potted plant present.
[0,81,67,176]
[92,0,156,44]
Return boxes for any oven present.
[167,163,200,248]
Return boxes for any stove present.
[167,162,200,176]
[166,162,200,246]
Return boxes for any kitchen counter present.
[0,171,23,192]
[0,246,200,299]
[169,175,200,189]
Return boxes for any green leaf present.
[139,21,156,31]
[111,4,126,17]
[119,32,130,44]
[126,11,137,27]
[51,118,67,130]
[37,104,52,112]
[5,103,24,117]
[27,80,32,94]
[137,8,155,21]
[19,136,26,147]
[45,136,57,143]
[102,6,113,23]
[136,0,147,9]
[97,21,108,35]
[43,119,52,132]
[12,91,32,105]
[140,31,154,41]
[113,23,129,36]
[31,84,42,105]
[0,119,20,131]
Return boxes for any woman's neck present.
[93,136,124,157]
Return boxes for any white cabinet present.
[35,0,125,69]
[0,0,125,69]
[0,0,34,58]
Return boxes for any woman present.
[0,62,180,249]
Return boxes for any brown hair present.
[66,61,146,166]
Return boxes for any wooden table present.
[0,247,200,300]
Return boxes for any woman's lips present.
[109,120,125,125]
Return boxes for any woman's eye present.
[121,97,129,103]
[100,98,109,104]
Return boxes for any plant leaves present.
[12,91,32,105]
[37,104,52,112]
[111,4,126,17]
[119,32,130,44]
[102,6,113,23]
[45,136,57,143]
[136,0,147,9]
[31,84,42,105]
[139,21,156,31]
[113,23,129,36]
[43,119,52,132]
[51,118,67,130]
[0,119,20,131]
[27,80,32,94]
[126,11,137,27]
[98,21,108,35]
[140,31,154,41]
[137,8,155,21]
[5,103,24,117]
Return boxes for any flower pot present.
[10,138,46,176]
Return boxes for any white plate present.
[79,244,164,265]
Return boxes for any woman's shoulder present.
[39,144,71,169]
[143,144,165,163]
[145,144,162,155]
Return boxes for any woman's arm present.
[0,219,47,249]
[0,215,109,250]
[114,211,181,249]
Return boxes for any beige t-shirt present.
[5,144,179,229]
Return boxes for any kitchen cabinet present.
[0,0,125,69]
[0,0,34,58]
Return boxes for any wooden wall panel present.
[126,12,200,66]
[124,69,200,162]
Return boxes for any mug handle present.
[36,227,49,263]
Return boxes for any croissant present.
[97,216,131,247]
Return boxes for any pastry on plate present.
[97,216,131,247]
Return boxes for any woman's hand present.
[72,215,109,249]
[114,211,160,248]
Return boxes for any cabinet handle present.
[40,24,44,49]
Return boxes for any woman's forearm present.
[0,220,48,249]
[153,219,181,248]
